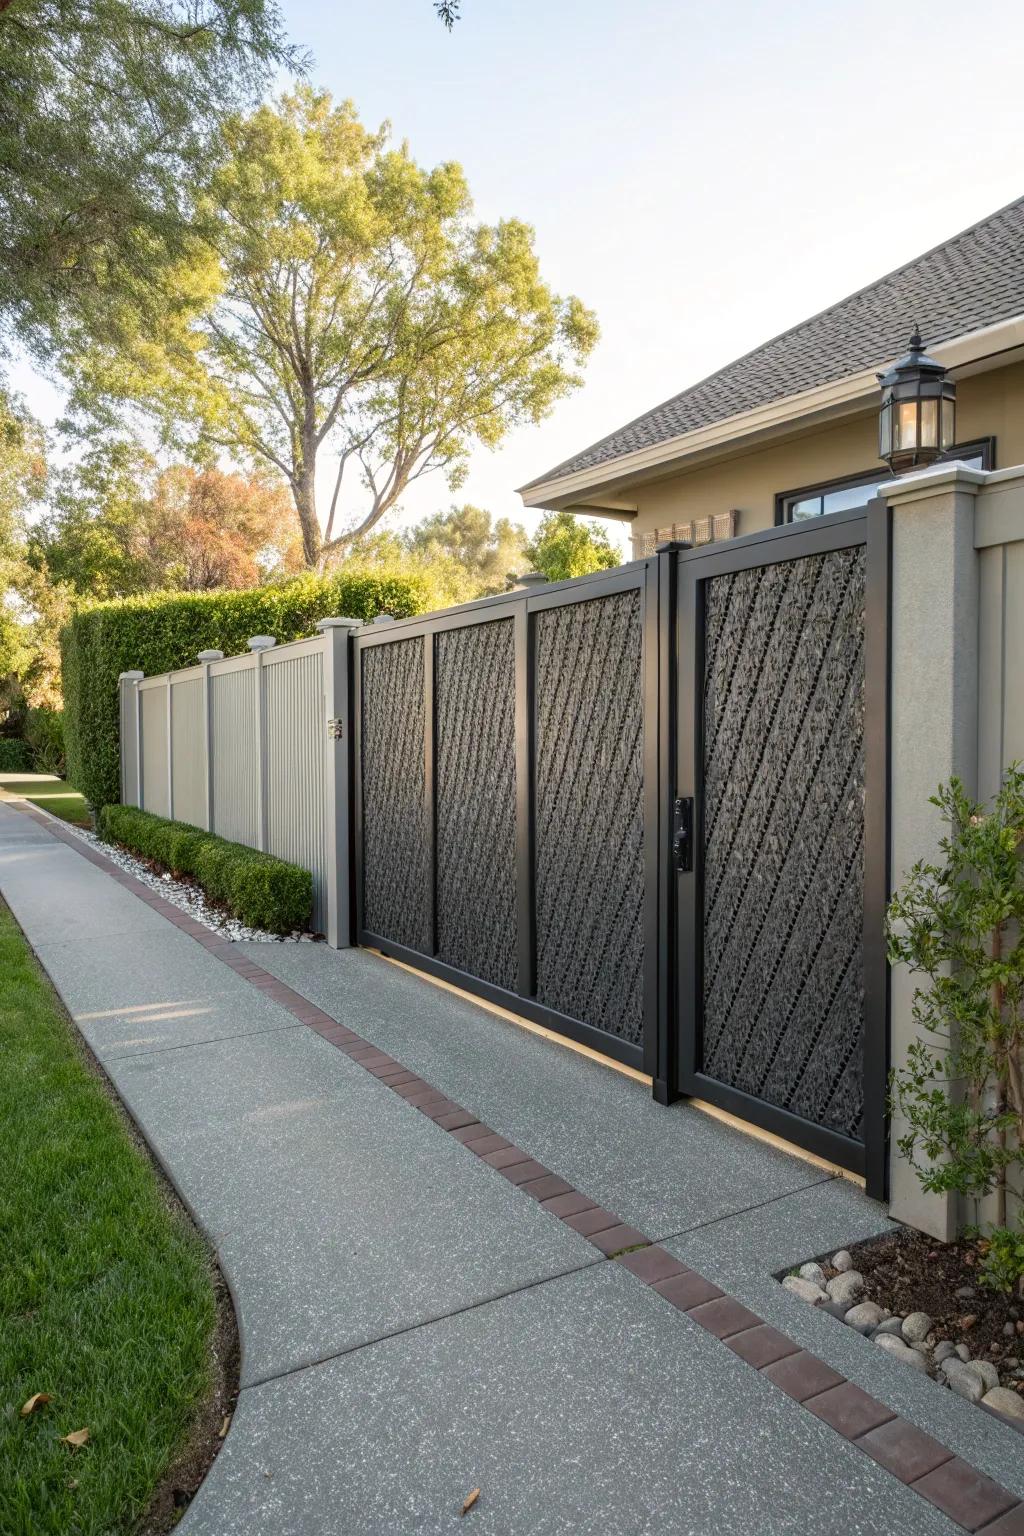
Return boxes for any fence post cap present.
[118,670,145,681]
[197,649,224,662]
[372,613,395,625]
[247,635,277,651]
[315,617,363,631]
[511,571,548,591]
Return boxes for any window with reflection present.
[778,441,993,524]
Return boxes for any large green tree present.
[0,0,299,362]
[525,509,620,582]
[69,88,599,567]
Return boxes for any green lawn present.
[0,903,217,1535]
[0,775,92,828]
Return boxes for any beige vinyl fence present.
[118,622,357,944]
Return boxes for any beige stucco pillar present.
[879,462,985,1239]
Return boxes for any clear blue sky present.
[13,0,1024,551]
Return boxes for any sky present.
[12,0,1024,557]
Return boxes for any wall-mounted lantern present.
[878,328,956,473]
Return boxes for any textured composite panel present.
[700,546,866,1140]
[360,637,431,953]
[265,651,328,934]
[434,620,517,990]
[170,677,205,829]
[210,667,260,850]
[533,590,645,1046]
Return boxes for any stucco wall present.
[626,361,1024,555]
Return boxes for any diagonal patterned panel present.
[700,546,866,1140]
[434,619,518,990]
[360,637,431,953]
[533,590,645,1046]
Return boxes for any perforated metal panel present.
[699,545,866,1140]
[360,637,431,951]
[434,619,517,989]
[533,590,645,1045]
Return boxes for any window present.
[776,439,995,524]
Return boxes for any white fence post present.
[198,650,223,832]
[879,461,984,1241]
[118,671,144,806]
[317,617,362,948]
[248,636,276,852]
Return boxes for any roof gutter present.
[518,314,1024,512]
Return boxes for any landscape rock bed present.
[782,1227,1024,1426]
[65,823,319,945]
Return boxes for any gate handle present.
[673,797,694,872]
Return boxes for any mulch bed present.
[846,1227,1024,1392]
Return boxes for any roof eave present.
[519,315,1024,513]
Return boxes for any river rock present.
[827,1271,865,1307]
[875,1335,929,1372]
[971,1359,1000,1392]
[832,1250,853,1273]
[941,1359,985,1403]
[902,1312,932,1344]
[798,1262,827,1287]
[933,1341,957,1365]
[955,1344,972,1361]
[873,1317,905,1338]
[983,1387,1024,1420]
[844,1301,884,1334]
[955,1285,976,1300]
[783,1275,827,1305]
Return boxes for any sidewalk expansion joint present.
[9,795,1024,1534]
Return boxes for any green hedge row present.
[0,739,32,772]
[99,804,313,935]
[62,572,429,810]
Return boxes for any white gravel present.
[62,822,317,944]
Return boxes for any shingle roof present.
[524,195,1024,490]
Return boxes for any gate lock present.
[673,797,694,872]
[326,717,344,740]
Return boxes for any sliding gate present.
[674,507,888,1193]
[352,511,888,1195]
[353,563,661,1072]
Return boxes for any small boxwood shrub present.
[0,739,31,772]
[63,570,430,811]
[100,805,313,935]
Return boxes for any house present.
[519,196,1024,554]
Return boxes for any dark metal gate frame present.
[666,502,890,1198]
[350,507,890,1198]
[352,560,662,1074]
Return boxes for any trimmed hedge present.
[99,804,313,935]
[0,739,31,772]
[62,571,429,810]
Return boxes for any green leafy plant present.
[99,804,312,934]
[23,705,64,774]
[61,569,428,810]
[0,739,31,772]
[887,768,1024,1294]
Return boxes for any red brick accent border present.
[9,798,1024,1533]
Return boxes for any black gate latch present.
[673,797,694,872]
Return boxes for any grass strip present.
[0,777,92,828]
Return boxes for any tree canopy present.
[0,0,300,363]
[525,510,619,583]
[67,88,599,567]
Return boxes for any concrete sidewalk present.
[3,798,1022,1536]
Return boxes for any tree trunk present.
[293,466,320,568]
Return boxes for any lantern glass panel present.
[896,400,918,450]
[919,398,938,448]
[941,397,955,448]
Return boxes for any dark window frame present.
[773,437,996,526]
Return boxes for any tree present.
[0,0,299,363]
[0,390,47,725]
[403,504,525,595]
[69,88,599,568]
[525,510,619,583]
[32,448,301,598]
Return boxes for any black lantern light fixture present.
[877,328,956,473]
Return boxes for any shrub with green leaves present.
[100,805,313,935]
[0,739,31,772]
[887,767,1024,1295]
[62,571,429,810]
[24,706,66,775]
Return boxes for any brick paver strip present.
[804,1381,896,1440]
[11,795,1024,1536]
[519,1173,575,1202]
